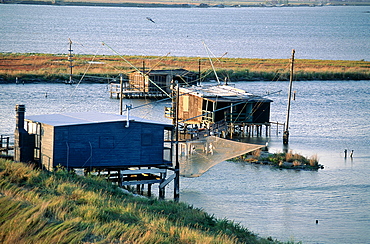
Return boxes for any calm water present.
[0,81,369,243]
[1,4,370,243]
[1,4,370,60]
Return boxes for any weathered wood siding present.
[179,93,202,124]
[40,124,54,171]
[46,121,168,168]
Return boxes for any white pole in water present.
[283,49,295,145]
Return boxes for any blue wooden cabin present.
[24,112,173,171]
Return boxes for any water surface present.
[1,5,369,60]
[0,81,369,243]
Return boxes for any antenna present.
[203,41,221,85]
[68,38,74,84]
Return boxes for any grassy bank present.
[0,158,286,243]
[1,53,369,83]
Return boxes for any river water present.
[0,81,369,243]
[1,4,370,243]
[1,4,369,60]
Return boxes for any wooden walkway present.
[177,120,286,141]
[109,83,168,99]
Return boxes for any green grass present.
[0,158,287,243]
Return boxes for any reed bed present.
[0,158,284,243]
[231,150,321,170]
[1,53,369,83]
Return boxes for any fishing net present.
[178,136,264,178]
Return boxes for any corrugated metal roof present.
[130,69,197,76]
[25,112,172,127]
[180,85,272,103]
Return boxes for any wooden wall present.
[179,93,202,124]
[40,124,54,171]
[177,94,271,125]
[252,102,270,123]
[40,121,170,169]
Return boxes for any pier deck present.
[109,83,169,99]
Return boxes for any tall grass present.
[0,159,280,243]
[1,53,369,83]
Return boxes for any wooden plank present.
[159,174,175,188]
[121,179,162,186]
[121,168,167,175]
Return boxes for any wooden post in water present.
[283,49,295,144]
[174,82,180,202]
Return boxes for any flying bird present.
[146,17,155,23]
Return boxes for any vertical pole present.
[142,61,146,94]
[159,170,166,199]
[283,49,295,145]
[174,82,180,201]
[198,59,201,85]
[68,38,73,84]
[229,103,233,139]
[125,105,132,128]
[119,74,123,115]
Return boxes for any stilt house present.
[128,69,198,94]
[178,85,272,124]
[174,85,272,137]
[14,106,172,171]
[14,105,175,198]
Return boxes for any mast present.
[283,49,295,145]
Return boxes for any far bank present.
[0,53,369,83]
[2,0,370,8]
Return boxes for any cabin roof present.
[25,112,172,127]
[132,69,197,76]
[180,85,272,103]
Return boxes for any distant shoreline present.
[2,1,369,8]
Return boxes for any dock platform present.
[109,83,169,99]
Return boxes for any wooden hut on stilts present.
[14,105,176,199]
